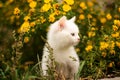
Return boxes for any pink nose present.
[78,38,80,41]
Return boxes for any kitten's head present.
[48,16,80,48]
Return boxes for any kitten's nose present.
[78,38,80,41]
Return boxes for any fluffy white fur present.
[42,16,80,80]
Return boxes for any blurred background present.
[0,0,120,79]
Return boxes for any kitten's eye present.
[71,33,75,36]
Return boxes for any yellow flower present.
[102,52,106,58]
[44,0,51,3]
[85,45,93,52]
[64,0,74,5]
[114,19,119,25]
[100,17,106,24]
[31,29,35,32]
[29,8,35,14]
[118,7,120,12]
[54,10,61,15]
[87,1,93,7]
[53,3,59,10]
[110,50,115,55]
[75,48,80,52]
[104,35,109,41]
[112,25,118,31]
[91,27,96,31]
[79,14,85,20]
[24,16,30,21]
[24,37,29,43]
[30,21,36,27]
[109,41,115,49]
[106,13,112,20]
[116,41,120,48]
[62,4,71,12]
[100,42,109,50]
[111,32,119,38]
[0,2,3,8]
[49,14,55,22]
[80,2,87,10]
[41,3,51,12]
[114,19,120,26]
[40,16,46,23]
[19,21,30,33]
[29,1,37,8]
[88,31,95,37]
[108,62,114,67]
[13,7,20,15]
[87,14,92,19]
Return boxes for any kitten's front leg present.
[69,59,80,80]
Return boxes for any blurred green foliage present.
[0,0,120,79]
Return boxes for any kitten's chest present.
[53,48,78,64]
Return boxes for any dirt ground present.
[100,77,120,80]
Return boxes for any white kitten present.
[42,16,80,80]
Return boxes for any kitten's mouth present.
[77,39,80,43]
[73,41,79,46]
[76,39,80,44]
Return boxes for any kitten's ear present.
[58,16,66,30]
[70,16,76,22]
